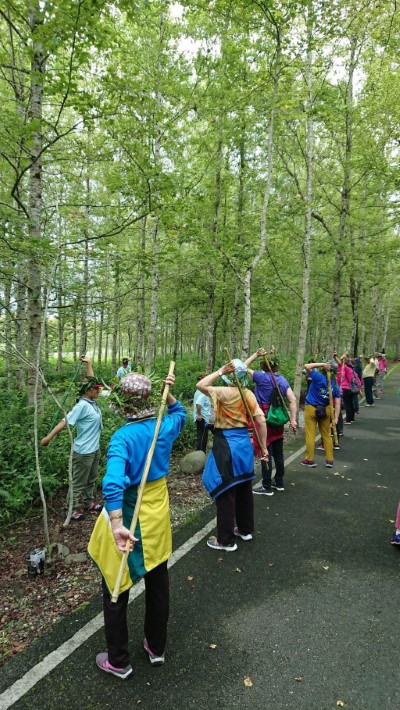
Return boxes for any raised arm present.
[196,362,235,395]
[80,355,94,378]
[243,348,267,378]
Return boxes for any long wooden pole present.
[111,361,175,603]
[224,348,266,458]
[327,370,339,447]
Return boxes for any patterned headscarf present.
[109,372,157,420]
[221,359,249,387]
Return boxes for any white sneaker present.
[234,527,253,541]
[207,537,237,552]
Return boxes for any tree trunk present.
[145,216,160,370]
[15,258,27,386]
[206,140,223,372]
[329,36,356,344]
[27,1,45,405]
[136,216,147,368]
[293,26,313,404]
[97,301,104,369]
[4,280,12,387]
[111,260,120,374]
[241,36,281,358]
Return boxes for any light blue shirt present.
[193,390,211,424]
[117,363,132,379]
[66,398,103,454]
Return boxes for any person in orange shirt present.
[197,359,268,552]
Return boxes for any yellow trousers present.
[304,405,334,462]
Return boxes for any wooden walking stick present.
[327,370,339,447]
[111,361,175,603]
[224,348,267,458]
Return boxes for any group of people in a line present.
[38,346,396,681]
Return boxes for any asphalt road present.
[1,369,399,710]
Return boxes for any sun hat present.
[109,372,157,419]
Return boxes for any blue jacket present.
[103,400,186,510]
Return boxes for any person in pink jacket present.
[335,352,362,424]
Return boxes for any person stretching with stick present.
[41,356,103,521]
[197,358,268,552]
[244,347,297,494]
[88,368,186,680]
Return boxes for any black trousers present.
[215,480,254,546]
[363,377,374,404]
[196,418,209,453]
[342,389,355,422]
[261,438,285,487]
[102,561,169,668]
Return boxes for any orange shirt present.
[208,386,263,429]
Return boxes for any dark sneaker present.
[143,638,165,666]
[391,532,400,546]
[253,485,274,496]
[271,481,284,491]
[300,459,316,467]
[96,652,133,679]
[325,460,333,468]
[316,443,325,451]
[334,444,340,450]
[234,527,253,541]
[207,537,237,552]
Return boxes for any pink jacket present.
[337,364,362,392]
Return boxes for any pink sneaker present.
[300,459,317,468]
[143,638,165,666]
[96,652,132,679]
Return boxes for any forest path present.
[1,368,399,710]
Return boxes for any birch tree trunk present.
[293,26,314,403]
[97,301,104,369]
[329,36,356,344]
[111,259,120,373]
[15,259,27,386]
[136,216,147,368]
[206,140,222,373]
[145,217,159,370]
[241,36,281,358]
[27,0,45,405]
[145,12,164,371]
[79,173,90,355]
[4,280,12,386]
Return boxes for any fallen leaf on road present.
[268,563,274,567]
[244,676,253,687]
[347,478,352,481]
[295,676,303,682]
[389,519,395,523]
[334,472,340,476]
[235,567,242,573]
[376,473,381,476]
[322,566,329,570]
[187,576,194,581]
[336,701,345,707]
[344,493,349,496]
[209,644,217,649]
[364,458,368,461]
